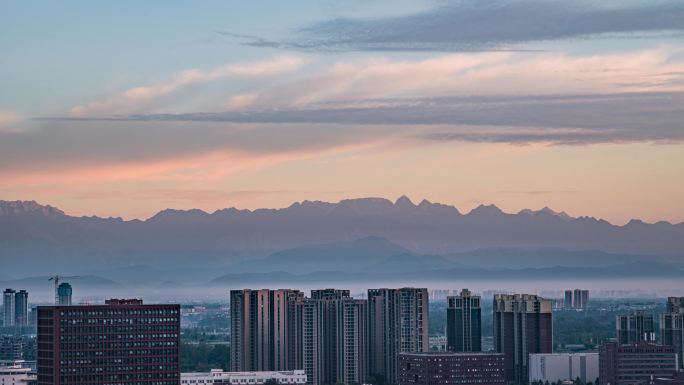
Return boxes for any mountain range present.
[1,197,683,285]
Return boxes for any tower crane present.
[48,275,80,304]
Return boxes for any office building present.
[181,369,307,385]
[398,352,506,385]
[661,312,684,368]
[529,353,599,385]
[3,290,15,327]
[447,289,482,352]
[493,294,553,385]
[617,311,655,345]
[0,360,35,385]
[13,291,28,327]
[666,298,684,314]
[56,283,72,306]
[599,342,679,385]
[230,289,304,372]
[369,288,429,385]
[37,298,180,385]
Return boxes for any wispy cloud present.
[236,0,684,52]
[68,56,307,116]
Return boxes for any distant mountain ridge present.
[0,197,683,278]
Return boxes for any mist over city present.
[2,1,684,385]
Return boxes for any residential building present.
[37,298,180,385]
[3,290,15,327]
[398,352,506,385]
[493,294,553,385]
[573,289,589,310]
[528,353,599,385]
[369,288,429,385]
[565,291,574,309]
[599,342,679,385]
[617,312,655,345]
[180,369,307,385]
[446,289,482,352]
[230,289,304,372]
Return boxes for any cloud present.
[238,0,684,52]
[42,92,684,145]
[68,56,307,116]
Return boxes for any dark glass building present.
[446,289,481,352]
[493,294,553,385]
[398,352,506,385]
[37,298,180,385]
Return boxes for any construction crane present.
[48,275,80,304]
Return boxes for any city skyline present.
[2,1,684,223]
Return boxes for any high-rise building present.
[56,283,72,305]
[447,289,482,352]
[230,289,304,373]
[666,297,684,314]
[564,290,573,309]
[617,311,655,345]
[312,289,368,385]
[310,289,349,385]
[573,289,589,310]
[299,298,323,385]
[398,352,506,385]
[368,288,429,385]
[599,342,679,385]
[660,312,684,368]
[493,294,553,385]
[37,298,180,385]
[3,289,15,327]
[14,290,28,326]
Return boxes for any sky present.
[1,0,683,224]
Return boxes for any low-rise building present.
[0,360,35,385]
[599,342,679,385]
[529,353,599,385]
[181,370,307,385]
[398,352,506,385]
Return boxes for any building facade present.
[37,299,180,385]
[13,291,28,327]
[230,289,304,373]
[528,353,599,385]
[398,352,506,385]
[3,290,15,327]
[617,311,655,345]
[493,294,553,385]
[446,289,482,352]
[181,369,307,385]
[666,298,684,314]
[661,302,684,368]
[369,288,429,385]
[599,342,679,385]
